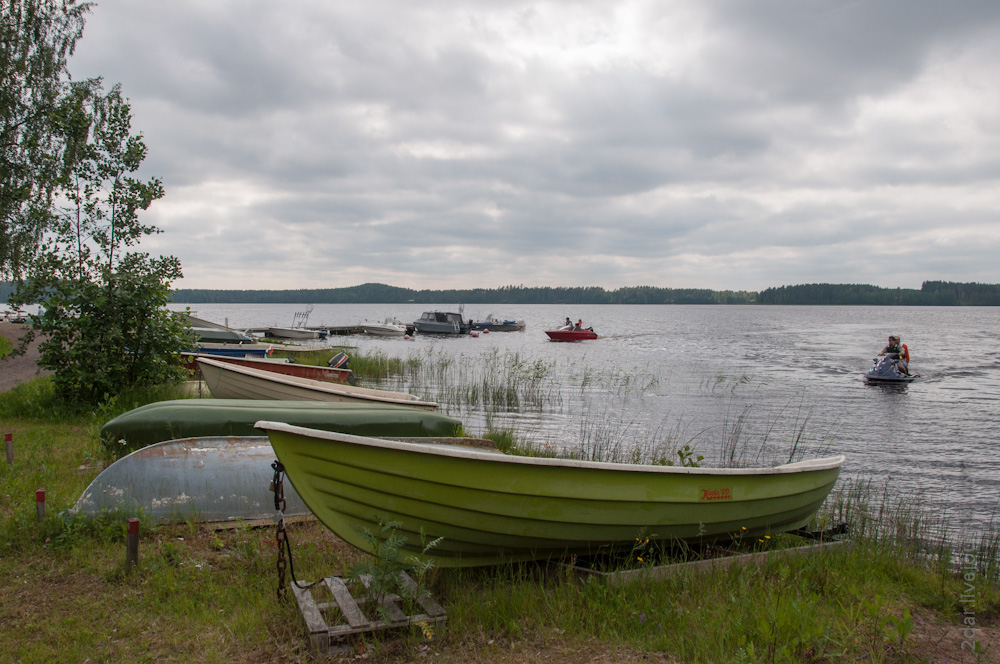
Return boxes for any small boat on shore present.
[101,399,461,453]
[182,352,355,384]
[70,436,311,525]
[255,421,845,568]
[545,329,598,341]
[184,346,269,361]
[197,357,437,408]
[175,312,254,344]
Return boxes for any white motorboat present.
[361,317,408,336]
[267,304,325,340]
[266,326,321,340]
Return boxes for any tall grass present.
[824,478,1000,580]
[0,375,194,425]
[438,478,1000,661]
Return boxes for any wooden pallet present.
[291,572,446,655]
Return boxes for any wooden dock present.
[245,325,362,337]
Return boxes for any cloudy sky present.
[68,0,1000,291]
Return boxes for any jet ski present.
[864,355,917,383]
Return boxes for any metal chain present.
[272,461,288,600]
[271,460,319,598]
[275,520,288,600]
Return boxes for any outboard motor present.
[328,351,359,385]
[328,352,350,370]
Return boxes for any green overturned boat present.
[102,400,461,454]
[255,421,846,568]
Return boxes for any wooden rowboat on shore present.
[182,352,355,384]
[255,421,845,568]
[196,357,437,409]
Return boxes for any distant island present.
[3,280,997,306]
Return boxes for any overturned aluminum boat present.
[70,436,309,526]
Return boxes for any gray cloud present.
[69,0,1000,290]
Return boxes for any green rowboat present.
[255,421,845,568]
[102,400,461,454]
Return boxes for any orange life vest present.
[901,344,910,363]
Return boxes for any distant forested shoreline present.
[3,280,998,306]
[171,280,998,305]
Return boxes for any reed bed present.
[288,347,835,470]
[824,477,1000,580]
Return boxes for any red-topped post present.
[126,518,140,569]
[4,433,12,466]
[35,488,45,521]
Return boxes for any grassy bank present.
[1,366,998,662]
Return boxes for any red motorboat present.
[544,329,598,342]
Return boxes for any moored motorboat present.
[545,329,598,341]
[469,314,526,332]
[361,318,408,336]
[413,310,469,335]
[267,326,323,340]
[196,357,437,408]
[267,304,326,340]
[255,421,845,568]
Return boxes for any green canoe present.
[102,400,461,454]
[256,421,845,568]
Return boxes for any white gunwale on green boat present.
[255,421,845,568]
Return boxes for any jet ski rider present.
[878,335,910,375]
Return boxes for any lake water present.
[171,302,1000,532]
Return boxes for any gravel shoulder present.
[0,323,51,392]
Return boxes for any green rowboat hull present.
[256,421,845,568]
[102,400,461,454]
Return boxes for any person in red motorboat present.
[878,334,910,375]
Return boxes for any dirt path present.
[0,323,51,392]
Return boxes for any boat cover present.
[101,399,461,455]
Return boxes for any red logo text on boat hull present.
[699,488,732,501]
